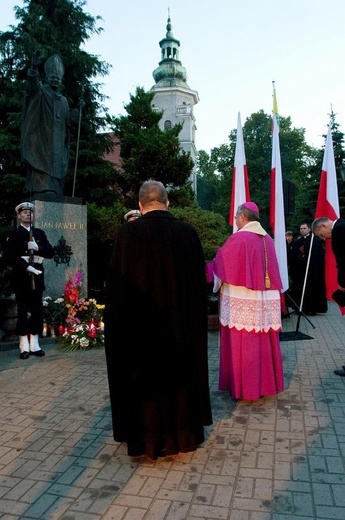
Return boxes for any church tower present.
[151,13,199,193]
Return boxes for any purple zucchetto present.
[241,201,259,215]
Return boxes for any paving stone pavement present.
[0,302,345,520]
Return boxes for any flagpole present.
[272,80,278,117]
[230,112,250,231]
[271,85,314,341]
[270,113,288,293]
[315,120,340,303]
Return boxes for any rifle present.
[29,211,35,290]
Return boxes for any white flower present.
[80,337,90,348]
[75,325,84,332]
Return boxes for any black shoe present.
[30,349,45,357]
[342,365,345,371]
[334,369,345,377]
[20,351,29,360]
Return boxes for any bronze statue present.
[21,51,78,196]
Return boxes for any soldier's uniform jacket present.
[4,225,54,294]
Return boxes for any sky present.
[2,0,345,153]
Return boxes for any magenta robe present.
[213,228,284,400]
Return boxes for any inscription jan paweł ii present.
[39,222,84,230]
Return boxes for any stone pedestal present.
[0,296,18,341]
[32,195,87,299]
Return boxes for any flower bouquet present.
[57,269,105,351]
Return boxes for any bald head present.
[139,180,169,214]
[312,217,334,240]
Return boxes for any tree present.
[171,206,229,262]
[197,110,317,232]
[196,145,233,218]
[195,150,218,211]
[295,110,345,229]
[111,87,195,208]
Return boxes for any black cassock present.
[104,210,212,460]
[289,233,327,314]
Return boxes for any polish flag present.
[270,114,289,293]
[229,112,250,232]
[315,122,340,305]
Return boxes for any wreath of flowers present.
[58,323,104,351]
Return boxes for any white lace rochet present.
[219,284,282,333]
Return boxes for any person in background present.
[289,222,327,315]
[285,230,294,271]
[3,202,54,359]
[124,209,141,222]
[312,216,345,376]
[284,230,295,314]
[104,179,212,460]
[212,202,284,401]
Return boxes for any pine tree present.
[112,87,195,208]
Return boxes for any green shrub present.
[171,206,229,262]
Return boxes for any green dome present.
[152,15,190,89]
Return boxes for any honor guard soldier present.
[3,202,54,359]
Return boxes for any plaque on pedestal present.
[32,195,87,299]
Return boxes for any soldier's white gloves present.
[27,266,42,275]
[28,240,39,251]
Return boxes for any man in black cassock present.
[313,216,345,376]
[104,180,212,460]
[289,222,327,315]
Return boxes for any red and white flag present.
[229,112,250,232]
[270,114,289,293]
[315,122,340,304]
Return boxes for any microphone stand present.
[280,234,316,341]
